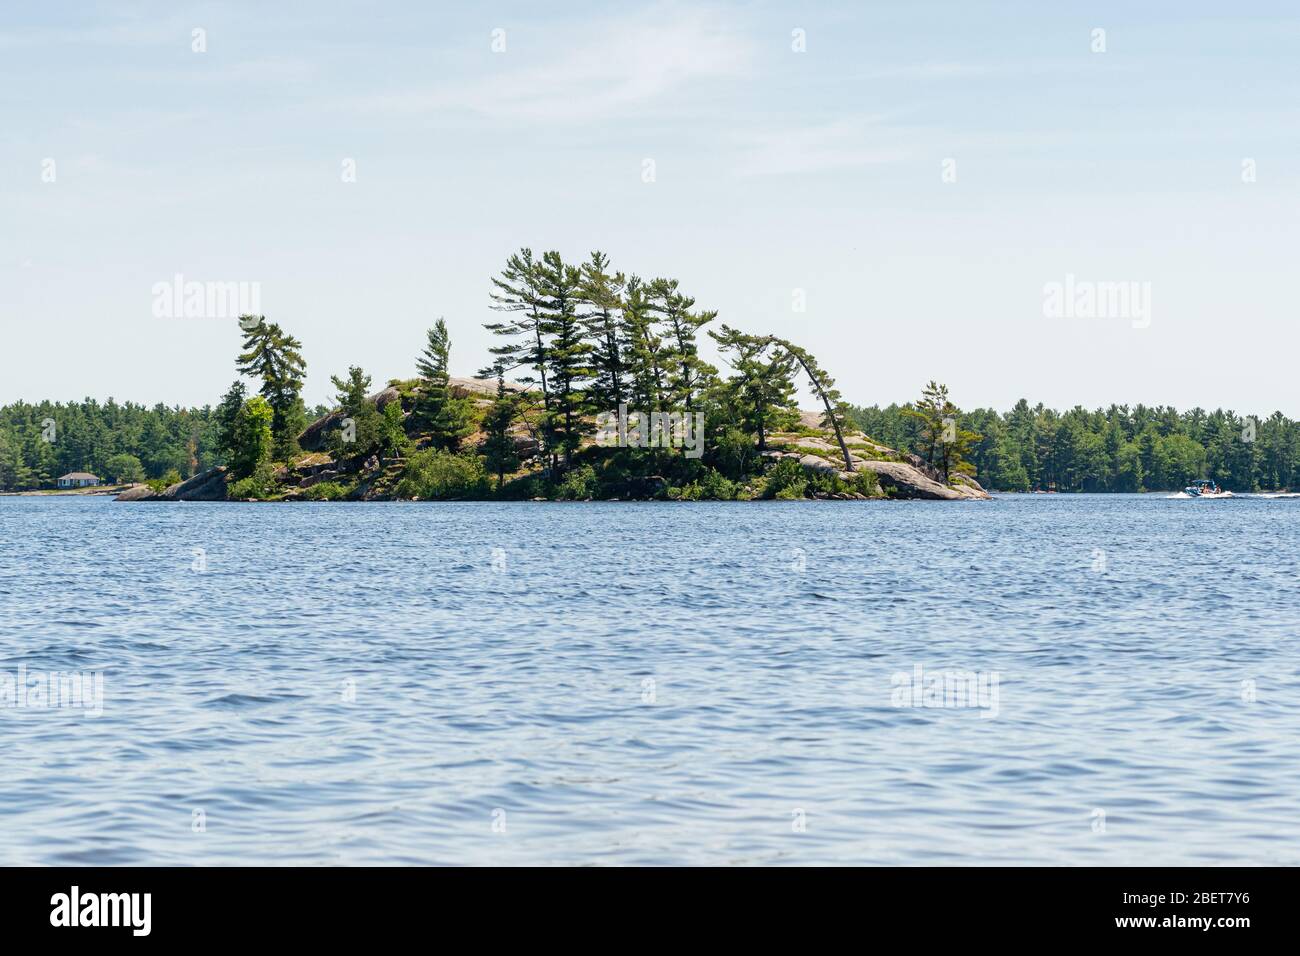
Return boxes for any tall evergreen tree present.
[902,381,980,483]
[235,316,307,461]
[580,251,627,412]
[413,319,474,451]
[535,251,593,468]
[326,366,383,459]
[620,275,667,411]
[213,380,247,461]
[485,248,550,409]
[711,324,798,451]
[480,363,522,492]
[647,278,717,410]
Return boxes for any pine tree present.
[535,251,593,468]
[902,381,980,483]
[647,278,717,410]
[0,429,36,490]
[770,337,855,472]
[620,276,667,411]
[580,251,627,412]
[214,380,246,462]
[235,316,307,461]
[326,366,383,459]
[481,364,522,492]
[904,381,950,472]
[413,319,474,451]
[711,324,798,452]
[485,248,550,408]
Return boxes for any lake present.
[1,494,1297,865]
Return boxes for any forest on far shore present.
[849,401,1296,493]
[4,387,1293,496]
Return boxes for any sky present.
[2,1,1298,414]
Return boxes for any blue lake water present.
[1,493,1298,865]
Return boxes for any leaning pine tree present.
[770,336,855,473]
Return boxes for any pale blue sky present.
[2,1,1298,412]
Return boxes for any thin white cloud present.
[733,117,911,177]
[225,57,315,84]
[347,4,753,123]
[864,61,988,80]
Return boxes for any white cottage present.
[57,472,102,489]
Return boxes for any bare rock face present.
[852,460,959,499]
[796,409,826,430]
[798,454,840,475]
[172,467,229,501]
[855,460,990,500]
[787,435,841,454]
[952,474,990,497]
[115,466,228,502]
[448,377,527,399]
[774,413,992,500]
[511,433,539,458]
[114,484,156,501]
[298,386,404,452]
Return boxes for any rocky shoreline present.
[117,445,990,504]
[115,377,991,504]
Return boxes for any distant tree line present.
[850,399,1300,492]
[0,399,217,490]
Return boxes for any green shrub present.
[554,464,598,500]
[763,457,808,499]
[304,480,349,501]
[394,450,488,500]
[699,468,737,500]
[803,465,882,498]
[853,469,881,497]
[667,467,737,500]
[666,481,702,500]
[228,461,278,500]
[146,467,184,493]
[711,426,757,480]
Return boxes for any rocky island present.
[7,248,992,504]
[117,376,990,503]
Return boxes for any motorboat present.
[1183,479,1232,498]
